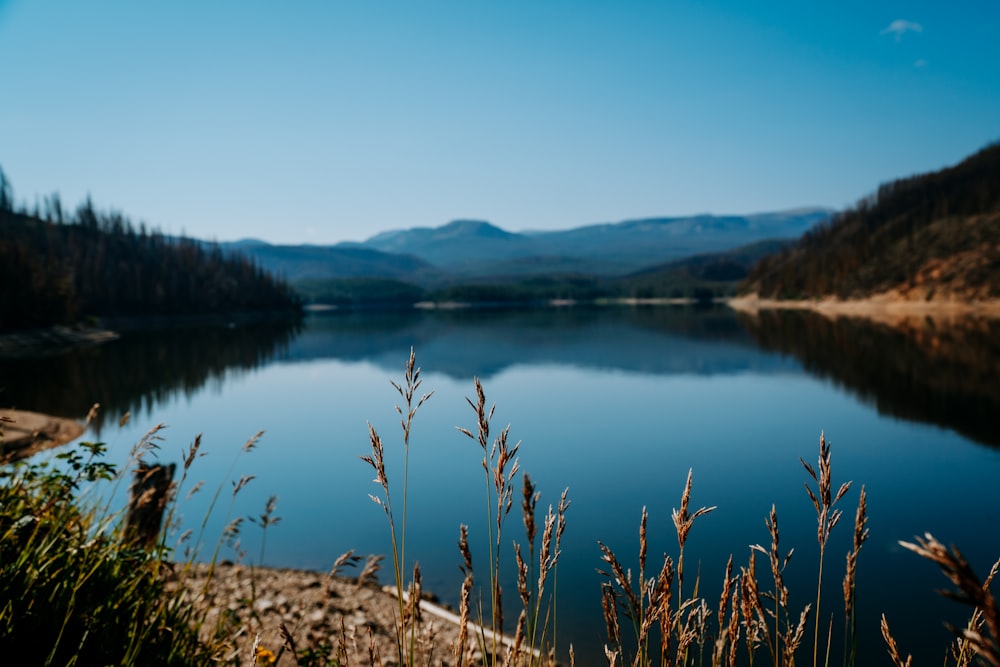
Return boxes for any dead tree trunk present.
[124,462,176,550]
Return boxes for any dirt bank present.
[727,293,1000,327]
[176,562,521,666]
[0,409,86,462]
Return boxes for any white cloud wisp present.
[881,19,923,41]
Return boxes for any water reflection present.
[285,305,797,378]
[2,306,998,450]
[2,306,998,664]
[737,309,1000,447]
[0,321,301,433]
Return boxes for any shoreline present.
[0,408,477,661]
[177,561,504,664]
[0,408,87,462]
[0,325,120,358]
[0,311,303,358]
[727,293,1000,326]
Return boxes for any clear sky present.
[1,1,997,245]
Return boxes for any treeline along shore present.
[5,140,999,336]
[0,168,302,333]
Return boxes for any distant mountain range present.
[223,241,445,284]
[226,208,831,285]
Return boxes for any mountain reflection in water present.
[1,305,998,665]
[283,305,795,378]
[1,305,997,450]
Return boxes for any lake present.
[2,305,998,664]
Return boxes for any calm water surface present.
[3,306,998,664]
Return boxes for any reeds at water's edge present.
[365,348,569,666]
[2,348,999,666]
[355,349,1000,667]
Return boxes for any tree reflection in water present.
[737,309,1000,447]
[0,320,301,434]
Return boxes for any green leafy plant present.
[0,438,213,665]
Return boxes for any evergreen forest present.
[0,169,302,331]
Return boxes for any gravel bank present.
[175,562,482,666]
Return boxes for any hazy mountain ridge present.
[625,239,796,282]
[226,208,830,288]
[233,243,445,283]
[744,142,1000,301]
[588,239,799,302]
[364,219,545,265]
[367,219,519,247]
[363,209,831,275]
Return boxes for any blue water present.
[12,306,999,664]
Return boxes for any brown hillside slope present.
[743,142,1000,302]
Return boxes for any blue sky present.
[1,1,997,244]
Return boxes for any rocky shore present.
[175,562,479,666]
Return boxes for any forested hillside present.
[0,171,301,330]
[743,142,1000,300]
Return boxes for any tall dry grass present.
[348,350,999,667]
[883,534,1000,667]
[360,349,570,667]
[800,432,851,667]
[361,347,434,666]
[453,375,569,666]
[4,348,1000,667]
